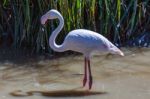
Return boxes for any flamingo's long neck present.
[49,14,65,52]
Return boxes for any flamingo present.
[41,9,124,90]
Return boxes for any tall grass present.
[0,0,150,53]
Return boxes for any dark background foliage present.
[0,0,150,54]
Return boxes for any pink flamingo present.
[41,9,124,90]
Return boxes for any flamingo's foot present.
[83,77,87,87]
[88,76,93,90]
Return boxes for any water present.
[0,48,150,99]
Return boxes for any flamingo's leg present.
[83,57,87,87]
[88,59,93,90]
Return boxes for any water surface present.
[0,48,150,99]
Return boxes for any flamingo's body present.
[63,29,123,57]
[41,9,124,90]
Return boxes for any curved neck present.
[49,14,65,52]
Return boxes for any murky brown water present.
[0,48,150,99]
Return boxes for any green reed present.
[0,0,149,53]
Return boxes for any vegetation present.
[0,0,150,53]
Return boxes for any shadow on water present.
[10,88,107,97]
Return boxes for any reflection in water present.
[10,89,106,97]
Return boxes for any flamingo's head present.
[41,9,61,25]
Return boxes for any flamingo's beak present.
[41,15,47,25]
